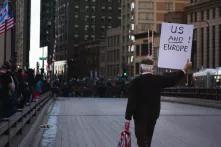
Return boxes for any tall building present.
[121,0,131,77]
[0,1,18,67]
[123,0,189,76]
[186,0,221,70]
[15,0,31,68]
[40,0,55,66]
[104,27,121,79]
[54,0,121,78]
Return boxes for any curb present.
[18,99,53,147]
[161,96,221,109]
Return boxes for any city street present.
[38,97,221,147]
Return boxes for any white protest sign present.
[158,22,194,70]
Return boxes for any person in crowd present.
[16,69,31,108]
[0,62,17,118]
[124,58,192,147]
[33,74,43,100]
[0,67,7,119]
[52,79,60,98]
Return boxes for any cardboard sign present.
[158,22,194,70]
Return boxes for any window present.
[195,12,197,22]
[212,8,216,18]
[207,9,210,19]
[201,28,204,65]
[157,24,161,33]
[136,45,140,56]
[219,25,221,65]
[138,12,153,20]
[131,2,135,11]
[141,44,148,56]
[166,2,173,11]
[74,34,79,38]
[206,27,209,67]
[201,11,204,20]
[85,6,89,12]
[84,35,89,40]
[91,17,95,23]
[84,25,89,30]
[190,13,193,22]
[84,16,89,21]
[101,6,105,10]
[138,2,153,10]
[219,7,221,17]
[131,24,134,31]
[212,26,215,67]
[131,45,135,52]
[92,6,96,13]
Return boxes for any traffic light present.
[123,71,127,76]
[122,67,128,78]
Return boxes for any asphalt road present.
[38,97,221,147]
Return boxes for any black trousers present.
[134,118,157,147]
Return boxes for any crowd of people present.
[51,77,129,98]
[0,62,50,119]
[0,62,129,119]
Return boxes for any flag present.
[0,0,15,35]
[6,17,14,29]
[0,1,9,24]
[0,17,15,35]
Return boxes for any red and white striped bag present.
[117,130,131,147]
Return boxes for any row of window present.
[75,5,116,10]
[73,25,112,30]
[106,65,120,77]
[107,36,120,47]
[74,16,113,19]
[135,44,153,56]
[84,0,115,2]
[107,50,120,62]
[196,24,221,68]
[73,33,106,39]
[138,12,154,21]
[189,7,221,22]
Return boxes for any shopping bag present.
[117,130,131,147]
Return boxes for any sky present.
[30,0,46,69]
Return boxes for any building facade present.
[0,1,20,67]
[133,32,160,76]
[164,11,186,24]
[15,0,31,68]
[54,0,121,78]
[121,0,131,77]
[104,27,121,79]
[186,0,221,70]
[126,0,189,76]
[40,0,55,66]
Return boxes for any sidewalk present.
[162,96,221,109]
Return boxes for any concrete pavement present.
[38,98,221,147]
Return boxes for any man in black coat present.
[125,58,192,147]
